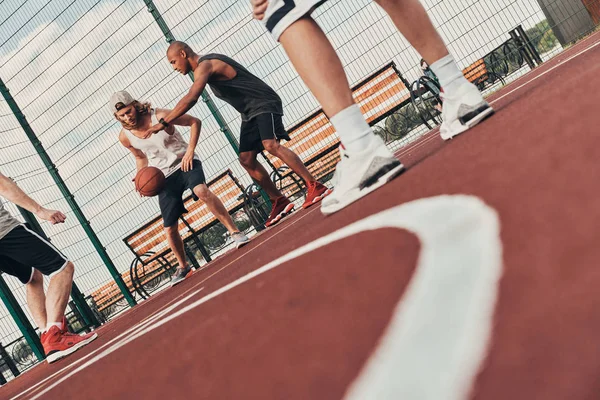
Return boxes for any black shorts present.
[239,113,291,153]
[0,225,70,284]
[159,159,207,228]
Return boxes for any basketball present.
[135,167,165,197]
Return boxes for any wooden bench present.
[90,169,250,315]
[463,58,489,87]
[123,168,247,264]
[264,62,413,199]
[461,25,543,91]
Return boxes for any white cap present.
[109,90,135,113]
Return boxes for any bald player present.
[145,41,331,227]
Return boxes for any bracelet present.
[159,118,169,127]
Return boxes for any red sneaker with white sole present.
[41,319,98,364]
[265,196,295,227]
[302,181,332,209]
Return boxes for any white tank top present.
[123,110,199,177]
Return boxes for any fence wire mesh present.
[0,0,598,381]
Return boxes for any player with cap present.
[143,43,332,227]
[0,172,97,363]
[110,91,250,286]
[249,0,494,213]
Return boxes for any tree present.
[525,20,559,54]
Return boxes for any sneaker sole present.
[321,163,405,215]
[46,333,98,364]
[236,239,250,249]
[302,188,333,209]
[265,203,295,227]
[441,105,495,140]
[170,269,194,287]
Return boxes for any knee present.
[262,139,280,154]
[164,225,179,236]
[239,153,257,170]
[193,185,211,202]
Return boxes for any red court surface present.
[3,32,600,400]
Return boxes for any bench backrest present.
[265,62,411,169]
[463,59,488,85]
[123,169,245,259]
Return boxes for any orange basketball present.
[135,167,166,197]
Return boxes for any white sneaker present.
[321,136,404,215]
[439,82,494,140]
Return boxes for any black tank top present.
[200,53,284,121]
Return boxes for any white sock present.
[329,104,375,154]
[429,54,470,94]
[44,322,63,332]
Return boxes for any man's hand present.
[181,149,195,172]
[144,123,164,139]
[36,208,67,225]
[250,0,269,20]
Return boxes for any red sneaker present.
[265,196,295,227]
[41,319,98,364]
[302,181,332,209]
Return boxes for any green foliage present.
[526,20,559,54]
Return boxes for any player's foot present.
[265,196,295,227]
[170,265,193,286]
[321,136,404,215]
[439,82,494,140]
[302,181,332,209]
[231,231,250,248]
[41,320,98,364]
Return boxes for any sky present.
[0,0,551,343]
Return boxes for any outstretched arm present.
[0,172,66,224]
[144,61,213,138]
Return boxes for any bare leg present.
[193,184,238,234]
[279,18,354,118]
[262,139,315,184]
[45,262,74,325]
[239,151,284,200]
[26,269,47,329]
[165,225,188,268]
[373,0,448,65]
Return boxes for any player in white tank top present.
[121,108,199,178]
[111,91,250,285]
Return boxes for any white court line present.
[10,289,203,400]
[19,195,502,400]
[489,39,600,105]
[12,35,596,400]
[391,38,600,162]
[11,207,320,400]
[153,205,323,296]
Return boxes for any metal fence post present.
[143,0,272,209]
[0,275,45,362]
[14,202,102,330]
[0,79,136,308]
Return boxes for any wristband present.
[159,118,169,128]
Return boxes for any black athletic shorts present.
[0,224,70,284]
[159,159,206,228]
[239,113,291,153]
